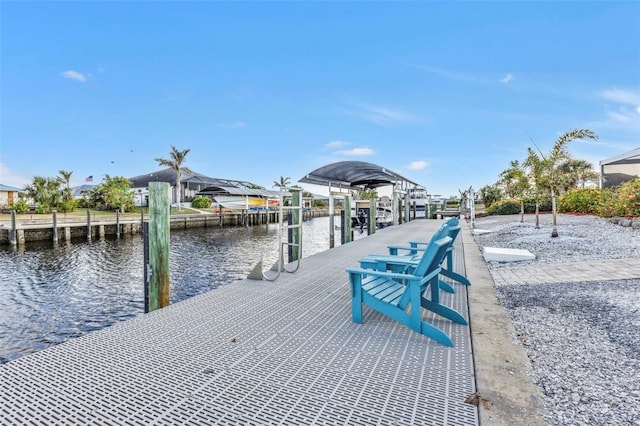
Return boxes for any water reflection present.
[0,216,340,363]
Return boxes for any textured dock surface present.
[0,219,477,425]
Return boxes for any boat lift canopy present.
[299,161,418,190]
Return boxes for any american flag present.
[85,176,93,182]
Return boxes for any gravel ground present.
[472,214,640,426]
[472,213,640,268]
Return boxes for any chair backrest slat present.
[412,236,452,277]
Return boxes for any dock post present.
[52,210,58,243]
[146,182,171,312]
[116,209,120,238]
[329,192,335,249]
[292,189,301,261]
[369,199,376,235]
[342,196,352,244]
[87,209,92,241]
[64,226,71,242]
[10,210,17,246]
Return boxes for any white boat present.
[408,187,428,218]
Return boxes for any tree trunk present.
[176,171,182,211]
[551,188,558,237]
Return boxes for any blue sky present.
[1,2,639,197]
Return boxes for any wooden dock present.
[0,219,478,425]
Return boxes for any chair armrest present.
[346,268,420,282]
[387,245,428,253]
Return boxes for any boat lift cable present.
[249,187,302,281]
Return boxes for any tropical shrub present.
[35,204,51,214]
[57,200,77,213]
[10,199,30,214]
[487,199,521,215]
[192,196,212,209]
[478,184,502,208]
[522,196,552,213]
[617,178,640,217]
[559,188,602,214]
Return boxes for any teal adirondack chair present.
[360,223,468,294]
[347,236,467,347]
[388,223,470,286]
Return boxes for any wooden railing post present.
[147,182,171,312]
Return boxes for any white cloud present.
[335,147,375,156]
[60,70,87,82]
[406,160,429,170]
[325,141,348,149]
[600,88,640,106]
[595,88,640,130]
[0,163,31,188]
[500,73,514,84]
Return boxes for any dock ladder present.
[248,187,303,281]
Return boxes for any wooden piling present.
[52,210,58,242]
[87,209,92,241]
[116,209,120,238]
[147,182,171,312]
[292,189,301,260]
[369,199,376,235]
[343,196,352,244]
[10,210,17,246]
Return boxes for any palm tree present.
[23,176,63,212]
[273,176,291,190]
[499,160,530,222]
[558,159,598,189]
[524,148,545,229]
[155,146,193,211]
[58,170,73,202]
[529,129,598,237]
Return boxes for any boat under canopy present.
[196,185,287,211]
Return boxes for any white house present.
[0,184,22,207]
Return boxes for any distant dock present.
[0,209,322,245]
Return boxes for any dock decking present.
[0,219,478,425]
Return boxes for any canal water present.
[0,216,357,364]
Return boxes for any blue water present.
[0,217,341,363]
